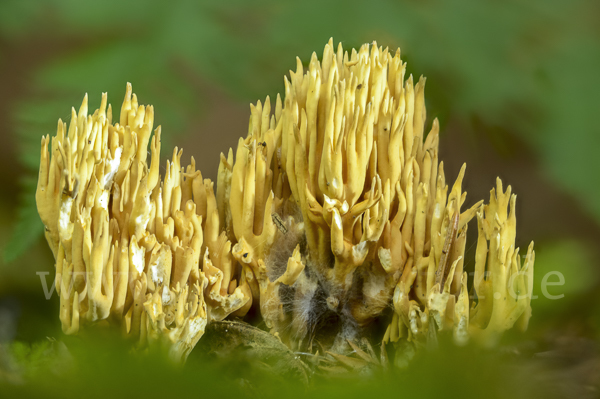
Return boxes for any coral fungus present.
[36,84,251,361]
[36,39,534,366]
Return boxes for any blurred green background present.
[0,0,599,396]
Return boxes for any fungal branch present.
[36,39,535,366]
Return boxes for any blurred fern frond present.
[3,176,43,264]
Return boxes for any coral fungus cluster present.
[36,39,534,365]
[36,84,250,361]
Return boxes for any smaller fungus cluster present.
[36,84,251,361]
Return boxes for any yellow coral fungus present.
[37,83,251,362]
[36,39,534,365]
